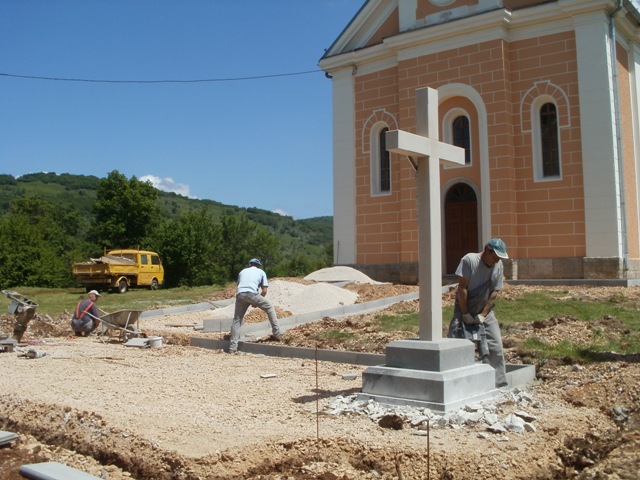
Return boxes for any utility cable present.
[0,69,322,84]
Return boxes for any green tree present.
[0,174,17,186]
[274,254,314,277]
[157,211,280,287]
[217,213,280,281]
[90,171,161,249]
[159,210,224,287]
[323,242,333,266]
[0,197,85,287]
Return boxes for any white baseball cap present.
[88,290,101,297]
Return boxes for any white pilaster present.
[630,42,640,253]
[575,14,623,257]
[332,68,357,265]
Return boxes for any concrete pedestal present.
[360,338,500,412]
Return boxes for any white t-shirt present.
[236,266,269,295]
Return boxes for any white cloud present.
[272,208,290,217]
[140,175,195,198]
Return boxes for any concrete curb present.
[140,299,233,319]
[189,337,536,388]
[201,290,424,337]
[191,337,385,366]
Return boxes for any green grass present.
[498,290,640,327]
[520,336,640,361]
[382,290,640,363]
[1,285,227,317]
[375,310,420,333]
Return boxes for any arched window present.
[379,127,390,192]
[443,108,472,168]
[530,95,562,182]
[370,123,391,195]
[540,103,560,177]
[452,116,471,165]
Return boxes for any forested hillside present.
[0,172,333,289]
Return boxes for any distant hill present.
[0,172,333,252]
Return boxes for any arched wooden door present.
[444,183,478,274]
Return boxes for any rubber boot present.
[12,307,35,343]
[12,329,24,343]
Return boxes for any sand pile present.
[207,266,378,319]
[304,266,383,284]
[207,279,358,318]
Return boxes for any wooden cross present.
[386,87,465,341]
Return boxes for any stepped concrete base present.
[360,338,501,412]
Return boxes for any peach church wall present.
[353,30,588,265]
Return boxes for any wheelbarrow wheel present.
[123,326,141,342]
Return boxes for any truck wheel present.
[150,278,159,290]
[118,279,128,294]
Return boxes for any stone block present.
[385,339,475,371]
[360,363,497,412]
[584,257,623,279]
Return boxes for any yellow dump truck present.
[72,249,164,293]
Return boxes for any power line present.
[0,69,322,84]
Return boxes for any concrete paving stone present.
[0,430,18,446]
[19,461,102,480]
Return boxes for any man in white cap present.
[448,238,509,387]
[228,258,281,353]
[71,290,101,337]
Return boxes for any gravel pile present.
[204,265,379,320]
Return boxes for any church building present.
[319,0,640,284]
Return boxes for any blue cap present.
[486,238,508,259]
[248,258,262,266]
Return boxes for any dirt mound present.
[0,312,72,339]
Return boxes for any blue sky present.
[0,0,363,220]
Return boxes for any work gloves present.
[462,313,485,326]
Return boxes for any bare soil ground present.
[1,282,639,479]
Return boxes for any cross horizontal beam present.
[386,130,465,167]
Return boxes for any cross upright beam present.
[385,87,465,341]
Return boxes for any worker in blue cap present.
[228,258,282,353]
[448,238,509,387]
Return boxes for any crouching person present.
[71,290,101,337]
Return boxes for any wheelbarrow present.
[91,309,144,342]
[2,290,39,343]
